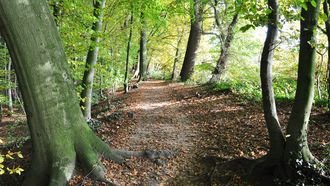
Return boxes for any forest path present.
[109,80,200,185]
[101,80,258,185]
[92,80,329,185]
[125,81,195,154]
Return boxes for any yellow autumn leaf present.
[0,168,5,175]
[14,167,24,175]
[7,167,14,174]
[0,155,4,163]
[16,152,23,159]
[5,154,14,160]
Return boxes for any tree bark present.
[0,1,134,185]
[179,0,203,81]
[171,32,183,80]
[209,13,238,83]
[284,0,321,164]
[138,11,147,83]
[132,51,140,79]
[124,10,134,93]
[260,0,285,160]
[7,57,13,113]
[80,0,106,120]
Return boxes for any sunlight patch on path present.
[121,81,196,185]
[133,101,175,110]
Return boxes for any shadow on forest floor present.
[0,80,329,185]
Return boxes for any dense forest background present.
[0,0,329,111]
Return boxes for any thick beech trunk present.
[0,1,142,185]
[209,13,238,83]
[260,0,285,160]
[80,0,106,120]
[284,0,320,166]
[179,0,202,81]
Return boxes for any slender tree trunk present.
[0,104,2,122]
[124,10,134,93]
[7,57,13,113]
[0,37,5,118]
[260,0,285,160]
[284,0,321,164]
[146,51,153,76]
[179,0,203,81]
[0,1,152,185]
[14,75,25,114]
[171,33,183,80]
[132,51,140,79]
[80,0,106,120]
[323,0,330,110]
[138,12,147,83]
[209,13,238,83]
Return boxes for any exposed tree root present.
[74,131,175,185]
[248,155,330,185]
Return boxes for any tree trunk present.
[80,0,106,120]
[171,33,183,80]
[209,13,238,83]
[132,51,140,79]
[179,0,202,81]
[124,10,134,93]
[260,0,285,160]
[284,0,320,165]
[323,0,330,110]
[0,1,134,185]
[7,57,13,113]
[146,51,153,76]
[138,12,147,83]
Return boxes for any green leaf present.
[301,3,308,11]
[310,0,316,8]
[240,24,255,32]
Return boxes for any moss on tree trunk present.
[284,0,320,165]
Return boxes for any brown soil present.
[1,80,329,185]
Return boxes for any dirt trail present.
[126,81,195,153]
[104,80,260,185]
[111,81,199,185]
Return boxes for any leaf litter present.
[0,80,329,185]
